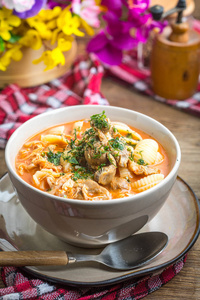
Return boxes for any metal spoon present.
[0,232,168,270]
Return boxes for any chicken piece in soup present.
[15,111,170,200]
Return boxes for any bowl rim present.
[5,105,181,206]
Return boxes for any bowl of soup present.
[5,105,181,247]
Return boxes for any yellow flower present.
[0,44,23,71]
[51,28,60,45]
[57,8,84,37]
[26,7,64,41]
[57,38,72,52]
[46,19,57,30]
[80,19,94,36]
[0,60,6,71]
[0,7,21,41]
[33,36,72,71]
[33,50,55,71]
[0,53,10,70]
[38,7,62,22]
[33,48,65,71]
[26,16,52,40]
[51,28,74,46]
[19,29,42,50]
[51,47,65,66]
[9,45,23,61]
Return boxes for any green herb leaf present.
[98,163,106,170]
[71,167,93,181]
[90,111,110,130]
[137,159,146,165]
[126,132,133,139]
[68,157,79,164]
[46,150,62,166]
[109,137,124,150]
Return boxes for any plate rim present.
[0,173,200,287]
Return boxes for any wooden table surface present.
[0,1,200,297]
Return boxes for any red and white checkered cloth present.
[0,255,187,300]
[0,55,108,149]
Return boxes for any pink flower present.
[71,0,100,28]
[87,12,138,65]
[2,0,35,12]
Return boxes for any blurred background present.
[192,0,199,19]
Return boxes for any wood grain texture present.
[0,251,68,266]
[0,0,199,296]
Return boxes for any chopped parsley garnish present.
[71,171,82,181]
[69,138,76,149]
[46,150,62,166]
[92,147,106,159]
[135,151,147,165]
[90,111,110,130]
[137,159,147,165]
[73,128,77,139]
[107,153,115,165]
[126,132,133,139]
[71,167,93,181]
[68,157,79,165]
[129,152,134,161]
[85,127,96,136]
[98,163,106,170]
[109,137,124,150]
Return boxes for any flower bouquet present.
[0,0,166,87]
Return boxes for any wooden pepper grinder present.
[150,0,200,100]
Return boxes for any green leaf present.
[90,111,110,130]
[137,159,147,165]
[109,137,124,150]
[68,156,79,165]
[8,33,21,44]
[46,150,62,166]
[0,37,5,52]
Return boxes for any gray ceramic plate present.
[0,173,199,287]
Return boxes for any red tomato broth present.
[15,118,171,200]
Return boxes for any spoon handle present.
[0,251,69,266]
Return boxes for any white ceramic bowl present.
[5,105,181,247]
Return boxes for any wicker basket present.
[0,40,77,88]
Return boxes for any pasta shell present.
[112,122,142,141]
[132,174,164,193]
[134,139,158,165]
[41,134,67,144]
[154,152,164,164]
[124,137,139,146]
[48,126,65,135]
